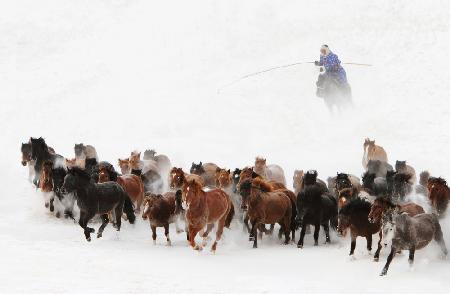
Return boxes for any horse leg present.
[367,234,373,253]
[164,223,171,246]
[322,222,330,244]
[433,222,449,256]
[151,225,157,245]
[313,223,320,246]
[268,224,275,235]
[298,225,306,248]
[408,247,415,267]
[251,220,258,248]
[97,214,109,238]
[175,215,184,233]
[49,195,55,212]
[380,247,397,276]
[211,218,227,253]
[188,226,202,251]
[114,204,122,231]
[243,212,251,233]
[78,211,94,242]
[374,231,382,262]
[202,224,214,246]
[350,231,357,256]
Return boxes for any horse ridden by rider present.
[315,45,352,110]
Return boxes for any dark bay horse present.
[30,137,63,186]
[142,191,184,245]
[338,198,382,260]
[428,177,450,217]
[380,211,448,275]
[239,178,293,248]
[368,197,424,224]
[61,167,135,241]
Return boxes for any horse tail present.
[225,201,235,228]
[329,194,339,230]
[289,197,298,230]
[431,214,448,255]
[123,193,136,224]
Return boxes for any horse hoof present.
[86,237,91,242]
[297,245,303,249]
[97,234,102,239]
[55,212,60,218]
[373,257,379,262]
[253,245,258,249]
[45,203,49,208]
[193,245,203,251]
[314,242,318,246]
[166,240,172,246]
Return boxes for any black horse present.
[30,137,63,186]
[61,167,136,241]
[338,197,382,260]
[386,171,412,201]
[51,166,78,220]
[335,173,358,201]
[303,170,328,192]
[362,171,387,197]
[296,185,338,248]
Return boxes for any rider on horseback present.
[314,45,350,98]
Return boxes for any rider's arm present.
[324,54,341,72]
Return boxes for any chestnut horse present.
[368,197,425,224]
[254,157,286,186]
[142,191,184,245]
[362,138,388,170]
[118,158,131,174]
[239,178,293,248]
[98,165,145,212]
[182,179,234,252]
[427,177,450,217]
[169,167,205,190]
[238,167,286,191]
[39,160,55,211]
[190,162,219,187]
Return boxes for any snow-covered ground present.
[1,0,449,293]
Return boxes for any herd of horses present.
[21,137,450,275]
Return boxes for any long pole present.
[218,61,372,92]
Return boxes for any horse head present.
[190,162,205,175]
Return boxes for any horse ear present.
[227,169,230,174]
[199,161,202,165]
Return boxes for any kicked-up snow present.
[1,0,449,293]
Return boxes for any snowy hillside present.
[2,0,450,293]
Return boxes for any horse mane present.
[429,177,447,187]
[68,167,91,181]
[340,197,371,215]
[336,173,349,180]
[253,178,273,192]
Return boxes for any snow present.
[2,0,450,293]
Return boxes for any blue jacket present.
[319,52,347,84]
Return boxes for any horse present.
[415,171,430,196]
[98,165,145,212]
[296,185,338,248]
[118,158,131,174]
[368,197,425,224]
[395,160,417,184]
[30,137,64,186]
[362,139,388,170]
[143,149,172,174]
[334,173,360,209]
[169,167,205,190]
[254,157,286,186]
[367,160,393,178]
[231,168,242,193]
[239,178,293,248]
[338,197,382,260]
[181,179,234,252]
[21,142,35,181]
[142,191,184,245]
[388,172,413,202]
[129,152,163,193]
[61,167,135,241]
[238,167,286,190]
[361,172,387,197]
[302,170,328,192]
[39,160,55,212]
[51,165,76,219]
[380,211,448,276]
[427,177,450,217]
[190,161,219,187]
[74,143,98,160]
[327,173,360,199]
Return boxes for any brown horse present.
[254,157,286,186]
[118,158,131,174]
[169,167,205,190]
[39,160,55,211]
[362,138,388,170]
[239,178,292,248]
[142,191,184,245]
[428,177,450,216]
[98,166,145,212]
[368,197,425,224]
[238,167,285,190]
[182,179,234,252]
[338,198,382,260]
[215,168,232,189]
[190,162,219,187]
